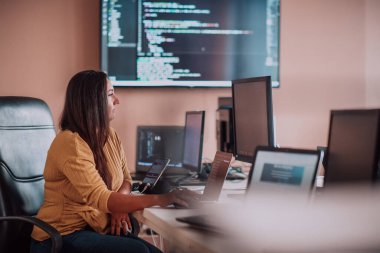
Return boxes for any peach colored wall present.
[0,0,377,172]
[274,0,366,150]
[0,0,100,125]
[365,0,380,107]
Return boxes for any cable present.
[139,183,151,194]
[160,235,164,252]
[151,230,157,247]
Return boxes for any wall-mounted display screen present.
[101,0,280,88]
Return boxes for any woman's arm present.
[110,180,133,235]
[117,179,132,194]
[107,189,192,213]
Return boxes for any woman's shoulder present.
[55,130,82,144]
[52,130,92,157]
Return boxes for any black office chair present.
[0,96,62,253]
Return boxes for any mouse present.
[226,172,247,180]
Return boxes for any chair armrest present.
[0,216,62,253]
[129,213,140,236]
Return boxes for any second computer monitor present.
[324,109,380,185]
[232,76,275,163]
[182,111,205,173]
[136,126,184,172]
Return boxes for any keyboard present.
[178,178,207,186]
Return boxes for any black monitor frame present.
[99,0,281,88]
[182,111,205,173]
[135,125,184,173]
[232,76,274,163]
[324,109,380,185]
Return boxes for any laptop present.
[131,158,171,193]
[174,151,233,208]
[176,146,320,229]
[201,151,233,201]
[246,146,320,196]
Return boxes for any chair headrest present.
[0,96,54,127]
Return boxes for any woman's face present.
[106,80,119,121]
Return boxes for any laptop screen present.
[247,147,320,194]
[202,151,233,201]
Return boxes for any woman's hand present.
[110,213,131,236]
[160,188,201,208]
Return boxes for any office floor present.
[139,226,168,253]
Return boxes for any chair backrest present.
[0,96,56,252]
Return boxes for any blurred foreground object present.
[212,184,380,253]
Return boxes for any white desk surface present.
[139,178,380,253]
[138,179,248,253]
[142,207,232,253]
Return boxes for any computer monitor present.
[232,76,274,163]
[324,109,380,185]
[216,97,234,153]
[100,0,280,88]
[135,126,184,173]
[182,111,205,173]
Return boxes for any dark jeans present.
[30,230,162,253]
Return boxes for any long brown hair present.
[60,70,111,189]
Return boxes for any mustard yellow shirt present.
[31,128,132,241]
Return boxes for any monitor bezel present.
[182,111,206,173]
[324,109,380,185]
[232,76,275,163]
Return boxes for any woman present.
[31,70,193,253]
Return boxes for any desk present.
[137,180,247,253]
[140,207,232,253]
[139,180,380,253]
